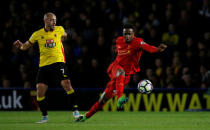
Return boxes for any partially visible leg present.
[85,92,111,119]
[36,83,48,123]
[76,81,114,122]
[61,79,80,117]
[108,65,128,109]
[115,69,130,109]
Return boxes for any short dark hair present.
[123,23,134,29]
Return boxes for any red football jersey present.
[113,36,159,74]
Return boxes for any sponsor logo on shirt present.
[45,39,56,48]
[117,45,131,55]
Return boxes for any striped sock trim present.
[67,89,74,95]
[73,105,78,108]
[37,96,45,101]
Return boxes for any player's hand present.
[158,44,167,52]
[13,40,23,49]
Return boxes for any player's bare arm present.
[13,40,33,51]
[158,44,167,52]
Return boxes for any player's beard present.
[47,24,55,31]
[49,25,55,31]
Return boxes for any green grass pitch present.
[0,111,210,130]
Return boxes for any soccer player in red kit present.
[76,24,167,122]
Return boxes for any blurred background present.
[0,0,210,90]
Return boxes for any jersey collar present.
[44,27,54,32]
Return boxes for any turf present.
[0,111,210,130]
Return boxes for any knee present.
[116,69,125,77]
[36,83,48,97]
[61,79,72,91]
[36,83,47,90]
[61,79,71,87]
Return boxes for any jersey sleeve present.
[59,26,65,36]
[115,37,122,53]
[138,39,159,53]
[28,32,38,44]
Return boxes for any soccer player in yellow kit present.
[13,12,80,123]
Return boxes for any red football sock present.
[116,75,125,99]
[85,101,103,118]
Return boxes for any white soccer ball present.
[137,79,153,94]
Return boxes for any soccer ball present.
[137,79,153,94]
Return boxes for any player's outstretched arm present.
[13,40,33,51]
[157,44,167,52]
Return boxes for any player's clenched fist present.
[158,44,167,52]
[13,40,23,49]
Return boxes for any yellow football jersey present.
[29,26,66,67]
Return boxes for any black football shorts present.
[36,62,70,87]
